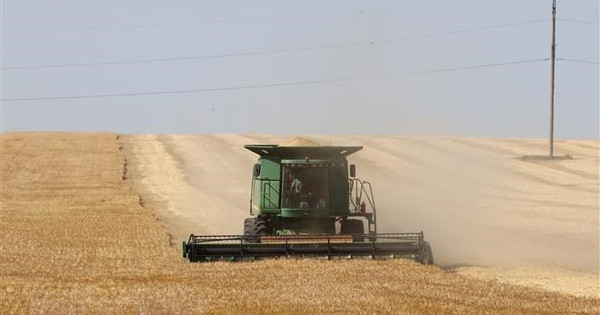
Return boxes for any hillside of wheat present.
[1,132,598,314]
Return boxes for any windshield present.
[282,165,329,209]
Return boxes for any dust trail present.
[343,136,598,297]
[122,134,599,297]
[361,137,598,270]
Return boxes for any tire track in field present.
[444,137,516,156]
[487,194,598,211]
[444,138,598,192]
[383,137,530,195]
[554,140,599,152]
[519,159,599,181]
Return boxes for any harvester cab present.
[183,144,433,264]
[244,145,374,236]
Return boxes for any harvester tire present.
[243,217,271,243]
[423,242,434,265]
[243,218,258,243]
[243,218,254,234]
[253,217,271,235]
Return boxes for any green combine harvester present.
[183,144,434,264]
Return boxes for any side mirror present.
[253,164,261,177]
[349,164,356,178]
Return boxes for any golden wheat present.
[1,132,598,314]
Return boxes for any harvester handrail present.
[261,178,280,209]
[349,179,376,211]
[348,178,377,234]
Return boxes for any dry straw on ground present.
[1,132,598,314]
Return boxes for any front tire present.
[254,217,271,235]
[243,217,271,243]
[243,218,258,243]
[243,218,255,235]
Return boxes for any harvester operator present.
[290,174,302,193]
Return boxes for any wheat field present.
[122,134,599,298]
[1,132,598,314]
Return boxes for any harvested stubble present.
[1,132,598,314]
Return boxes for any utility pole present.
[549,0,557,158]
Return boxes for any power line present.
[1,42,370,70]
[557,58,599,65]
[1,19,548,71]
[1,58,548,102]
[379,19,548,43]
[2,1,463,34]
[558,18,599,26]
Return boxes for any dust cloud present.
[313,135,599,297]
[373,144,530,268]
[346,137,598,271]
[122,134,599,297]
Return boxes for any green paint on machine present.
[246,145,366,235]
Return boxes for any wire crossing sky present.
[1,0,598,138]
[2,58,553,102]
[0,19,553,70]
[1,19,554,70]
[0,1,470,34]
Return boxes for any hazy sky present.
[1,0,598,138]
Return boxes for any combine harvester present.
[183,143,434,264]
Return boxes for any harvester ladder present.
[261,179,280,209]
[349,178,377,234]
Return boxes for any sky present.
[1,0,598,138]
